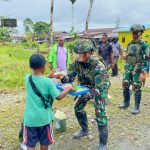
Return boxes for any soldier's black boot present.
[97,125,108,150]
[119,89,130,109]
[73,111,88,139]
[132,91,141,115]
[112,65,118,76]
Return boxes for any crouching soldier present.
[59,39,110,150]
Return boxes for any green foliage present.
[22,39,39,49]
[65,39,79,54]
[0,27,9,42]
[69,26,78,38]
[118,58,125,72]
[25,31,34,39]
[23,18,34,33]
[0,44,35,90]
[33,21,50,37]
[0,43,51,90]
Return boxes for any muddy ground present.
[0,75,150,150]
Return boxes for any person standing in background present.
[98,33,114,70]
[48,36,71,75]
[111,34,124,76]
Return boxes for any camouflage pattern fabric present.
[61,56,110,129]
[123,40,149,94]
[74,39,94,54]
[130,24,145,32]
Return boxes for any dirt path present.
[0,76,150,150]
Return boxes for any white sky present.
[0,0,150,33]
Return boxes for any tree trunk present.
[50,0,54,48]
[84,0,94,35]
[72,4,74,28]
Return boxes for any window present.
[122,35,125,43]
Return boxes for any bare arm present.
[56,85,74,100]
[120,48,124,59]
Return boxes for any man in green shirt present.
[22,53,74,150]
[48,36,71,74]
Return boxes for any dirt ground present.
[0,75,150,150]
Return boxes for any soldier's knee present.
[122,80,129,89]
[96,116,108,126]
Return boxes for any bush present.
[65,39,79,54]
[22,39,39,50]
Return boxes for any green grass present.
[0,44,35,90]
[0,42,125,91]
[0,43,149,150]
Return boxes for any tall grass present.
[0,44,35,90]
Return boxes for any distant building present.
[54,31,71,41]
[9,32,25,44]
[113,24,150,48]
[79,28,117,39]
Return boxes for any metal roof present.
[80,28,117,35]
[113,24,150,33]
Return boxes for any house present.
[79,28,117,39]
[113,24,150,49]
[78,28,117,45]
[9,32,25,44]
[54,31,71,41]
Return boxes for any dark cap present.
[29,53,46,69]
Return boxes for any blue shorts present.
[22,123,54,148]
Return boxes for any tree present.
[69,0,76,27]
[85,0,95,35]
[33,21,50,38]
[0,27,9,42]
[69,26,77,39]
[23,18,34,33]
[115,17,121,28]
[50,0,54,47]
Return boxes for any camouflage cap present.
[74,39,94,54]
[130,24,145,32]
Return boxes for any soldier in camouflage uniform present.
[60,40,110,150]
[119,24,149,115]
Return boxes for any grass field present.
[0,43,125,90]
[0,44,33,90]
[1,44,149,150]
[0,43,52,90]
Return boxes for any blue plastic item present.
[56,83,90,96]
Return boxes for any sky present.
[0,0,150,33]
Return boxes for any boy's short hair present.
[30,53,46,69]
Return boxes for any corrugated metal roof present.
[80,28,117,35]
[113,24,150,33]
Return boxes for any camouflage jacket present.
[126,39,149,72]
[61,56,110,99]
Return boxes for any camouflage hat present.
[74,39,94,54]
[130,24,145,32]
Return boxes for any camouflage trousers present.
[74,94,108,132]
[123,64,142,93]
